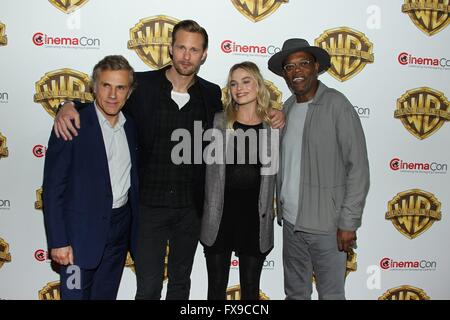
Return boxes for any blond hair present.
[223,61,271,129]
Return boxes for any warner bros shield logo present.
[385,189,442,239]
[34,68,94,118]
[0,132,9,158]
[231,0,289,22]
[221,80,283,110]
[39,281,61,300]
[395,87,450,140]
[226,284,270,300]
[128,15,180,70]
[0,238,12,269]
[379,285,430,300]
[35,187,43,210]
[48,0,90,14]
[402,0,450,36]
[0,22,7,46]
[315,27,374,82]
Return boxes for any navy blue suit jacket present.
[43,103,139,269]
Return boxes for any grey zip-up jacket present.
[201,112,279,253]
[276,81,370,233]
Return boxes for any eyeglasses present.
[282,60,314,72]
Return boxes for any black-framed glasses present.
[282,60,313,72]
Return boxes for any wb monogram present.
[315,27,374,82]
[34,69,94,118]
[379,285,430,300]
[128,16,179,70]
[231,0,288,22]
[402,0,450,36]
[0,22,7,46]
[385,189,442,239]
[48,0,90,14]
[395,87,450,140]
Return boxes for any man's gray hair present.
[92,55,136,91]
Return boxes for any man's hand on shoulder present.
[269,108,285,129]
[54,101,80,141]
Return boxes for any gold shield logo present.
[128,16,179,70]
[226,284,270,300]
[48,0,89,14]
[0,22,7,46]
[35,187,43,210]
[385,189,442,239]
[34,68,94,118]
[0,132,8,159]
[231,0,289,22]
[39,281,61,300]
[221,80,283,110]
[315,27,374,82]
[402,0,450,36]
[395,87,450,140]
[0,237,12,269]
[345,249,357,277]
[379,285,430,300]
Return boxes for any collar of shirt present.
[160,65,200,94]
[94,101,126,132]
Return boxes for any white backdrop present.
[1,0,449,300]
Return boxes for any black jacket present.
[123,67,223,216]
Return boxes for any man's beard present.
[172,60,199,77]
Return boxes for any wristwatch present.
[58,101,72,108]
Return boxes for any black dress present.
[205,121,267,257]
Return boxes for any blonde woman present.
[200,62,279,300]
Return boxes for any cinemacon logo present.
[398,52,450,68]
[389,157,447,174]
[34,249,50,262]
[221,40,280,56]
[33,145,47,158]
[380,257,436,271]
[32,32,100,48]
[231,258,275,269]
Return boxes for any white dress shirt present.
[95,103,131,209]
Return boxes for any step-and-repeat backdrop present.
[1,0,449,300]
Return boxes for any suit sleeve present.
[42,127,73,249]
[212,83,223,112]
[336,95,370,231]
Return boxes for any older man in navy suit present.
[43,55,139,300]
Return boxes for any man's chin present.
[179,70,196,77]
[173,65,197,77]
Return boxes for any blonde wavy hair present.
[223,61,271,129]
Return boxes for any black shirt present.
[143,72,205,208]
[205,121,267,256]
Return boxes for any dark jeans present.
[135,205,200,300]
[204,250,265,300]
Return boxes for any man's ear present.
[201,50,208,64]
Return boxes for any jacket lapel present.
[124,116,137,169]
